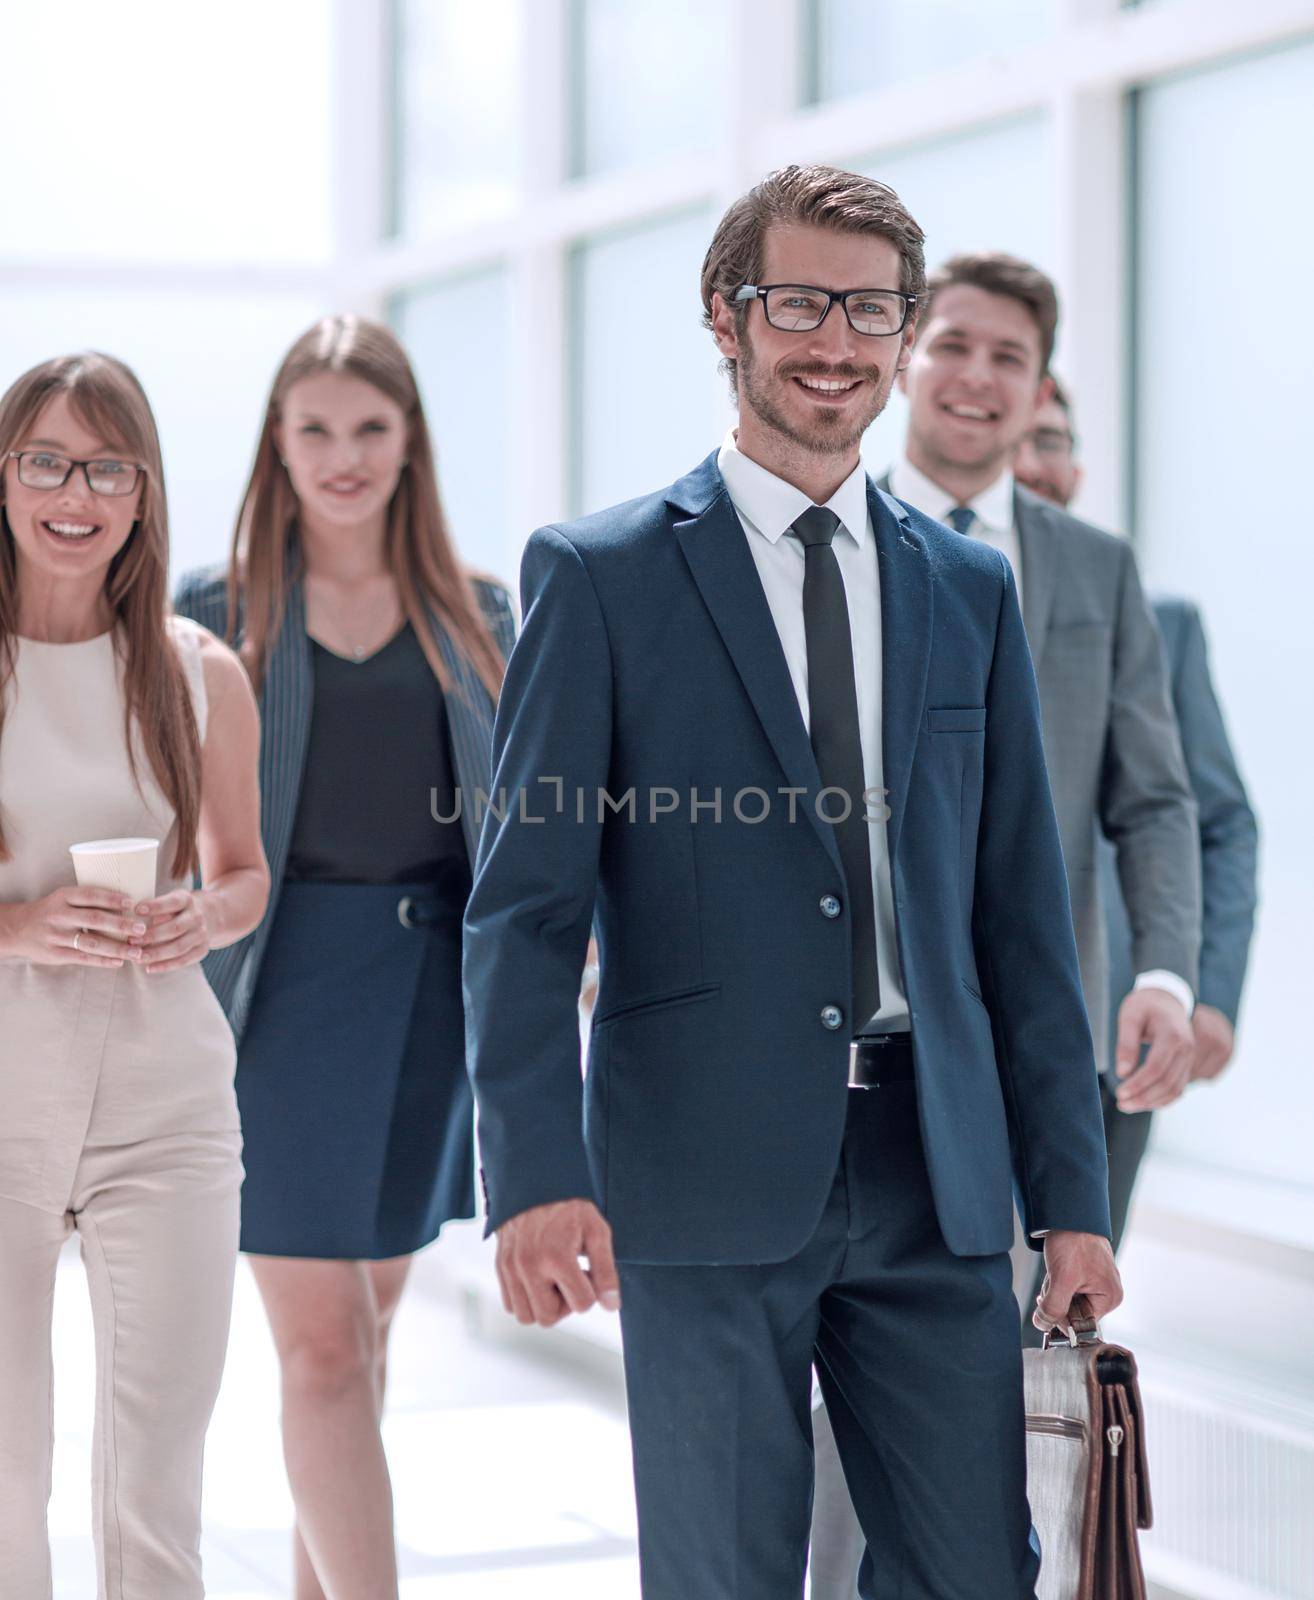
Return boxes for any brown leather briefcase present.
[1023,1298,1153,1599]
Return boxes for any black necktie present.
[788,505,881,1032]
[946,505,975,536]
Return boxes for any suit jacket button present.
[820,894,842,919]
[820,1005,844,1030]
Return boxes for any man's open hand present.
[496,1198,620,1328]
[1033,1230,1123,1333]
[1114,986,1194,1113]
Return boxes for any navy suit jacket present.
[1102,596,1259,1053]
[462,452,1111,1265]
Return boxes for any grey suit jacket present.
[1102,597,1258,1056]
[879,475,1201,1063]
[173,564,516,1041]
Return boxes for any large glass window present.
[570,0,731,177]
[803,0,1055,103]
[0,289,323,578]
[856,114,1055,475]
[392,268,514,579]
[392,0,522,236]
[1134,38,1314,1203]
[0,0,332,263]
[569,210,717,515]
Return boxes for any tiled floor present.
[48,1230,641,1598]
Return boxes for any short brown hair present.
[700,164,927,393]
[923,252,1059,374]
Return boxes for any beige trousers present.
[0,1130,242,1600]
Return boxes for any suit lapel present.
[257,574,314,888]
[671,458,841,877]
[426,607,497,868]
[870,485,932,865]
[258,571,496,877]
[1014,486,1058,671]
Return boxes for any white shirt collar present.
[888,454,1016,536]
[718,429,870,548]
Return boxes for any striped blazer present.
[173,564,516,1042]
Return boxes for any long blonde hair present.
[0,353,201,878]
[230,315,506,701]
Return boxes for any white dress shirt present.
[888,454,1193,1022]
[888,456,1023,611]
[718,431,910,1034]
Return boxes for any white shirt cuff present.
[1133,969,1195,1019]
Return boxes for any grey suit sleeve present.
[974,556,1111,1241]
[1098,547,1202,993]
[1161,601,1259,1024]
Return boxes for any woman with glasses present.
[0,353,268,1598]
[174,315,514,1600]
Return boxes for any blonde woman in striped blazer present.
[174,316,514,1600]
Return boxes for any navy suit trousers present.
[617,1080,1040,1600]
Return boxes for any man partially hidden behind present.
[462,169,1120,1600]
[809,255,1204,1596]
[1014,379,1259,1255]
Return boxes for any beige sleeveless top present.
[0,615,240,1214]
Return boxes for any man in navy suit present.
[462,165,1121,1599]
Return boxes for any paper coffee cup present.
[69,838,160,904]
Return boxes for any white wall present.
[0,0,335,577]
[1134,36,1314,1202]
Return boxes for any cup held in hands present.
[69,838,160,905]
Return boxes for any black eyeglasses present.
[734,283,918,337]
[7,450,146,498]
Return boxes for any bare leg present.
[288,1257,415,1594]
[251,1256,400,1600]
[367,1256,414,1416]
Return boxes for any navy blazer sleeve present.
[973,557,1112,1243]
[462,527,611,1232]
[1158,600,1259,1024]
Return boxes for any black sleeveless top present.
[283,622,467,884]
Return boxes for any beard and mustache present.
[735,326,897,457]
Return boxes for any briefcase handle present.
[1040,1292,1102,1349]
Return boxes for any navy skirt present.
[234,863,475,1259]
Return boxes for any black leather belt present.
[848,1034,914,1089]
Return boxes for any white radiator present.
[1139,1372,1314,1600]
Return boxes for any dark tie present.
[788,505,881,1032]
[946,505,975,536]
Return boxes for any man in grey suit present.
[883,254,1202,1089]
[807,254,1204,1597]
[1014,379,1259,1250]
